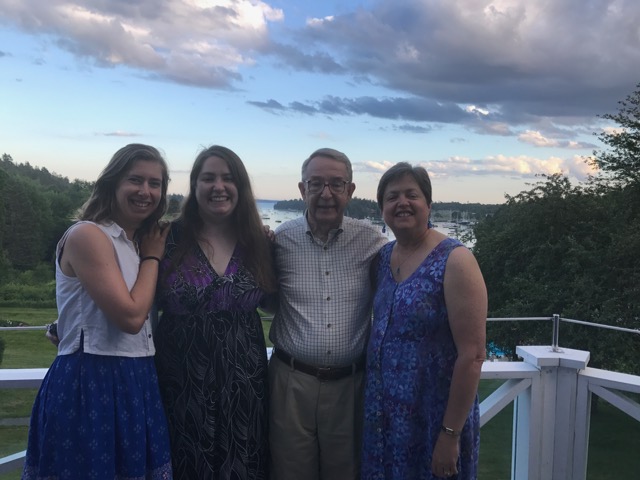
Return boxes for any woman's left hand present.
[431,432,459,478]
[139,221,170,259]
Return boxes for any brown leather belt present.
[274,348,365,381]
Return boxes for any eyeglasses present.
[305,179,350,195]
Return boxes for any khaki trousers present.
[268,354,364,480]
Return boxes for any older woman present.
[361,162,487,479]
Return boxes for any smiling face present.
[112,159,164,231]
[381,173,431,236]
[299,155,356,238]
[195,155,238,223]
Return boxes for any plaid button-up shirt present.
[270,215,388,366]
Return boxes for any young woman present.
[23,144,173,480]
[154,145,277,480]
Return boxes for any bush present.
[0,282,56,308]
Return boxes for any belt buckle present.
[316,366,333,381]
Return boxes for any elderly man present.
[269,148,388,480]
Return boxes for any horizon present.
[2,1,638,204]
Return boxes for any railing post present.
[516,345,590,480]
[551,314,561,352]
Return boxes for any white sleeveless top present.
[55,221,155,357]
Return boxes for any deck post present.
[515,346,590,479]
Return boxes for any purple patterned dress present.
[362,238,480,480]
[154,223,270,480]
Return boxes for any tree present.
[591,82,640,186]
[0,156,91,273]
[1,175,55,269]
[473,174,640,373]
[167,194,183,217]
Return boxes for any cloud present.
[0,0,283,89]
[267,0,639,137]
[286,1,639,113]
[518,131,597,149]
[3,0,638,147]
[98,131,141,137]
[601,126,625,135]
[249,95,474,123]
[415,154,597,181]
[355,152,596,183]
[394,124,434,134]
[359,160,395,173]
[247,99,286,111]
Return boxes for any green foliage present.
[346,197,381,220]
[167,194,183,216]
[274,197,382,220]
[0,154,90,305]
[273,198,305,211]
[1,175,54,269]
[0,154,91,269]
[431,202,501,222]
[591,82,640,186]
[274,197,500,224]
[0,281,56,308]
[473,173,640,373]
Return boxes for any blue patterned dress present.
[154,223,271,480]
[362,238,480,480]
[23,222,173,480]
[23,354,173,480]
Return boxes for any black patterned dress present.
[154,223,270,479]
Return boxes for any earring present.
[427,220,433,229]
[382,224,386,233]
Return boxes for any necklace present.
[393,229,432,276]
[394,243,422,275]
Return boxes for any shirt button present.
[148,334,152,338]
[327,324,332,328]
[326,296,331,301]
[325,271,329,275]
[327,350,332,355]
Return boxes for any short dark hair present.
[301,148,353,182]
[376,162,432,209]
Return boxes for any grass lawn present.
[2,308,639,479]
[477,380,512,478]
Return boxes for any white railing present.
[2,320,640,478]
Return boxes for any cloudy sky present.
[1,0,639,204]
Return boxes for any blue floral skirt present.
[22,350,173,480]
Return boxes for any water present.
[256,200,300,231]
[257,199,473,246]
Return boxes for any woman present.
[23,144,173,480]
[361,162,487,479]
[154,145,277,479]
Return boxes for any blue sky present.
[1,0,639,204]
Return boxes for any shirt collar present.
[303,210,344,242]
